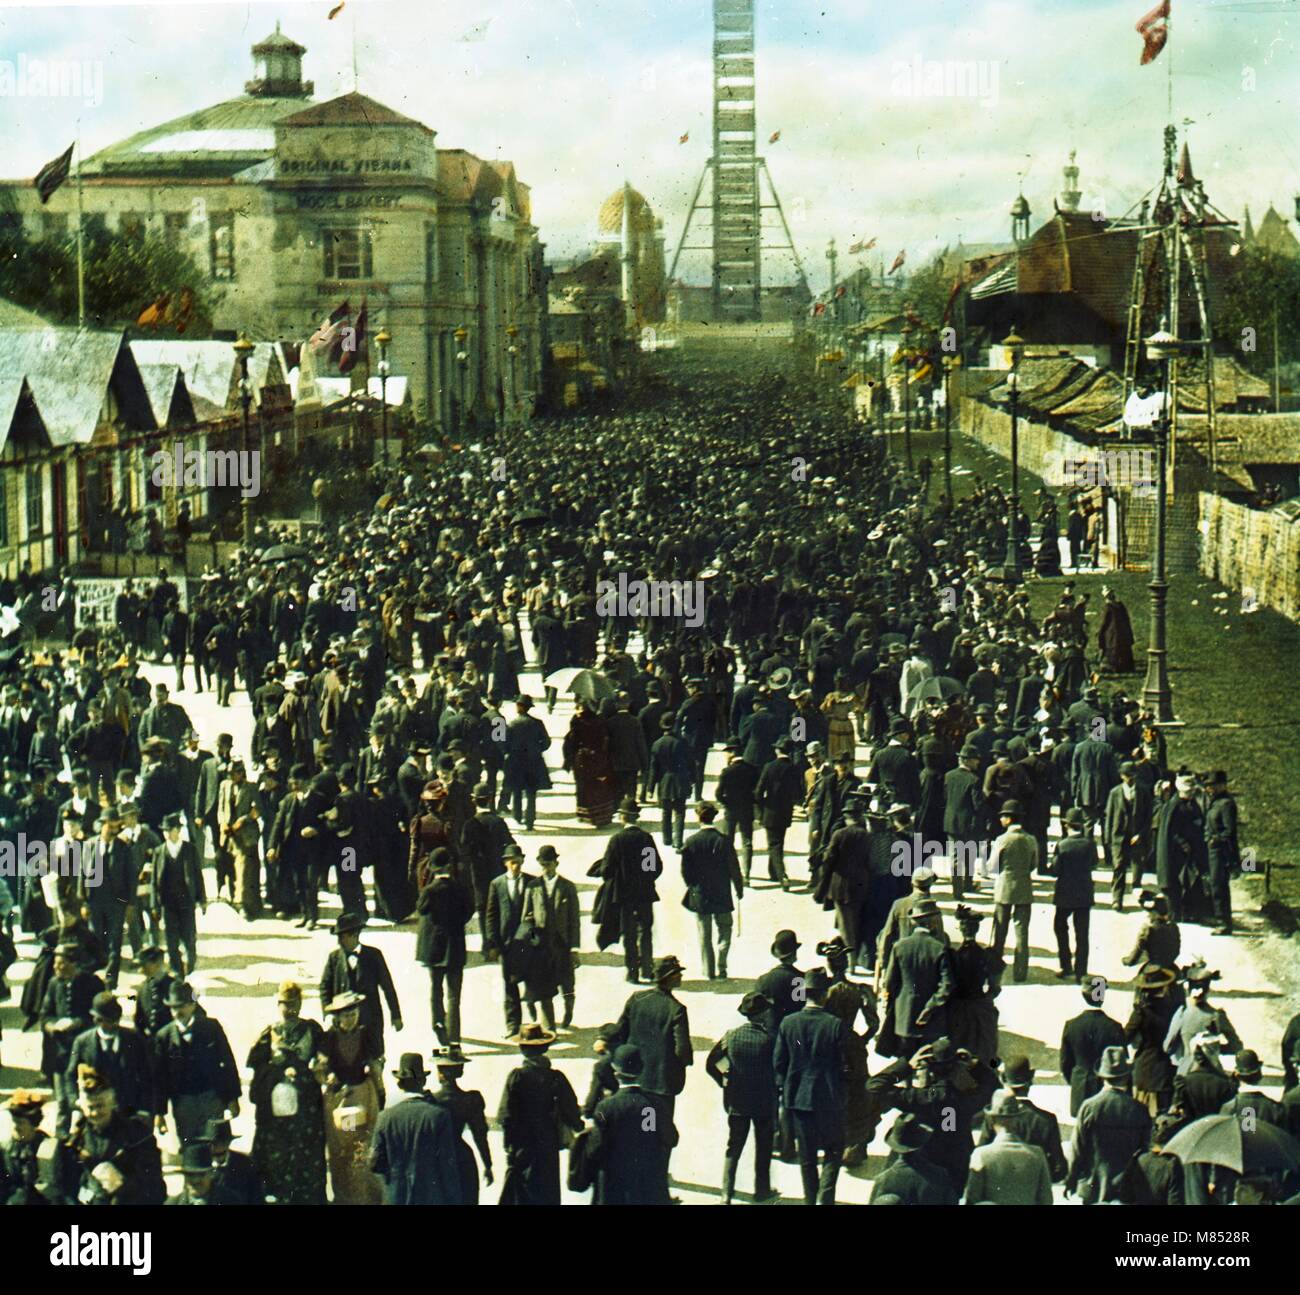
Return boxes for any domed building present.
[0,26,545,431]
[591,182,667,328]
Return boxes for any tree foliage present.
[0,216,220,333]
[1212,245,1300,375]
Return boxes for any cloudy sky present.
[2,0,1298,287]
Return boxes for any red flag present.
[769,130,781,144]
[888,250,907,275]
[1136,0,1170,66]
[812,301,827,317]
[309,300,351,365]
[835,285,847,299]
[328,1,345,18]
[339,300,368,375]
[679,132,690,145]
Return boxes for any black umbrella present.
[544,667,615,704]
[907,675,964,705]
[1163,1114,1300,1176]
[515,508,548,527]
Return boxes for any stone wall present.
[1199,494,1300,620]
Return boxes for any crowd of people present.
[0,353,1295,1207]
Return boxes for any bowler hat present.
[203,1119,235,1144]
[392,1053,428,1085]
[774,737,794,754]
[738,991,772,1019]
[165,981,196,1008]
[537,845,559,863]
[999,799,1023,822]
[959,744,982,761]
[888,717,912,736]
[1001,1056,1035,1088]
[502,844,525,861]
[334,911,367,936]
[1234,1049,1262,1082]
[1096,1045,1132,1080]
[1062,807,1086,829]
[618,797,641,819]
[803,967,831,999]
[90,992,122,1023]
[770,929,800,958]
[135,945,165,967]
[515,695,534,709]
[162,811,185,830]
[611,1045,644,1079]
[181,1143,214,1174]
[988,1090,1025,1121]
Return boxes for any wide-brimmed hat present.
[998,799,1023,823]
[3,1090,48,1119]
[910,896,942,922]
[815,936,849,960]
[392,1053,428,1085]
[420,779,447,802]
[885,1114,934,1154]
[988,1090,1024,1121]
[511,1022,556,1049]
[770,929,800,958]
[738,991,772,1020]
[767,667,793,692]
[324,991,366,1015]
[334,911,367,936]
[1062,807,1087,829]
[1135,964,1176,992]
[654,954,686,982]
[1096,1045,1131,1080]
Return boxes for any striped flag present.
[848,237,877,255]
[1136,0,1170,65]
[34,143,74,205]
[309,300,351,366]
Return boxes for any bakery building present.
[0,26,545,430]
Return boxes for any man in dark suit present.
[754,738,803,889]
[592,1045,676,1205]
[650,713,693,852]
[1048,807,1096,982]
[535,844,581,1029]
[66,992,156,1120]
[882,896,953,1054]
[1104,760,1153,912]
[605,692,650,808]
[716,739,759,881]
[83,807,137,991]
[867,717,922,809]
[191,732,233,902]
[152,982,241,1147]
[40,942,105,1136]
[610,954,692,1127]
[674,676,716,803]
[416,848,475,1046]
[1173,1033,1236,1119]
[596,798,663,984]
[680,802,744,981]
[943,743,990,900]
[738,694,783,770]
[706,991,778,1204]
[1066,1046,1152,1204]
[1059,976,1126,1116]
[817,798,873,968]
[369,1054,464,1204]
[500,695,551,831]
[149,811,205,978]
[459,783,517,937]
[774,967,848,1205]
[1072,730,1120,840]
[484,845,545,1037]
[203,1118,266,1205]
[976,1056,1068,1181]
[755,928,804,1035]
[132,945,174,1043]
[319,911,402,1051]
[870,1114,958,1205]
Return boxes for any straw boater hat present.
[324,991,366,1015]
[511,1022,556,1049]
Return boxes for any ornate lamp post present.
[454,325,469,435]
[999,328,1025,583]
[942,353,961,507]
[1142,323,1180,723]
[375,327,391,467]
[232,334,255,546]
[505,323,520,428]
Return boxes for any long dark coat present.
[497,1058,582,1206]
[592,1084,676,1205]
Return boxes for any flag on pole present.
[887,250,907,275]
[309,300,351,366]
[835,284,847,299]
[812,301,827,317]
[136,293,171,329]
[848,237,877,255]
[769,130,782,144]
[679,131,690,145]
[1136,0,1170,66]
[34,143,75,205]
[339,299,368,375]
[328,1,345,18]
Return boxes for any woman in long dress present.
[562,698,616,827]
[946,906,1003,1065]
[316,991,384,1205]
[246,981,327,1205]
[820,675,858,762]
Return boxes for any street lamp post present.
[1000,328,1025,583]
[232,334,255,547]
[1142,324,1179,723]
[942,354,961,507]
[376,327,391,468]
[505,323,519,429]
[454,325,469,436]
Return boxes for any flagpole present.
[75,126,85,329]
[351,4,359,92]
